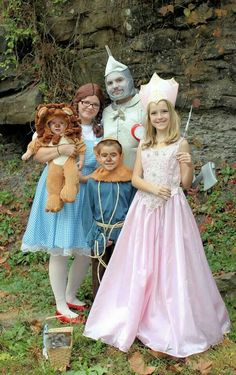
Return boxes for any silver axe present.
[184,106,218,191]
[192,162,218,191]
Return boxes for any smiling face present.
[105,72,129,100]
[149,100,170,133]
[48,116,67,135]
[105,68,135,102]
[77,95,100,124]
[144,99,180,146]
[97,144,123,171]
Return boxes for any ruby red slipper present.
[55,310,86,324]
[67,302,87,312]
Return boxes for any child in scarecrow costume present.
[81,138,136,297]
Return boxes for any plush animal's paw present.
[45,195,64,212]
[60,185,77,203]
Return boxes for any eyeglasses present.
[80,100,100,109]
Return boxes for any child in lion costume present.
[22,103,86,212]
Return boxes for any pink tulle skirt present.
[84,190,230,357]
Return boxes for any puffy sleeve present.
[75,138,86,155]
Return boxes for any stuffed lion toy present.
[22,103,86,212]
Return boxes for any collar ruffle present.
[91,165,132,182]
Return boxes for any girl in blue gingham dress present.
[21,84,104,323]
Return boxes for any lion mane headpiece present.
[35,103,82,145]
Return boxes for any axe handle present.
[192,171,203,188]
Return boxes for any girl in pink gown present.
[83,74,230,357]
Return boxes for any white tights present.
[49,254,90,318]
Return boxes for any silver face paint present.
[105,69,135,101]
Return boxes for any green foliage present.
[22,169,42,208]
[9,246,49,266]
[6,158,22,174]
[65,365,109,375]
[0,213,17,245]
[0,189,23,246]
[0,0,38,76]
[220,165,234,183]
[51,0,70,5]
[187,164,236,273]
[0,262,52,314]
[1,321,32,356]
[0,0,80,100]
[0,190,14,205]
[0,166,41,246]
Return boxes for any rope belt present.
[95,221,124,229]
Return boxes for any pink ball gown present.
[83,138,230,357]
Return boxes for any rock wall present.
[0,0,235,163]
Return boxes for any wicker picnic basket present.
[45,325,73,370]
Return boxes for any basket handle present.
[45,315,62,321]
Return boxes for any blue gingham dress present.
[21,129,101,256]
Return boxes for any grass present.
[0,162,235,374]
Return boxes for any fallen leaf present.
[167,5,174,13]
[216,45,225,55]
[30,319,42,335]
[221,336,234,346]
[0,252,9,264]
[2,262,11,272]
[0,208,14,216]
[159,4,174,16]
[166,363,184,373]
[129,351,156,375]
[0,290,9,298]
[28,345,42,360]
[215,8,227,17]
[191,359,213,375]
[183,8,191,17]
[185,6,213,25]
[213,27,221,38]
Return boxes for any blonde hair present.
[142,99,180,150]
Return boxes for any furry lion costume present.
[22,103,86,212]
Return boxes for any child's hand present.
[59,144,77,157]
[153,185,171,200]
[21,152,31,161]
[176,152,192,166]
[187,187,199,196]
[107,240,113,247]
[21,153,28,161]
[78,172,91,183]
